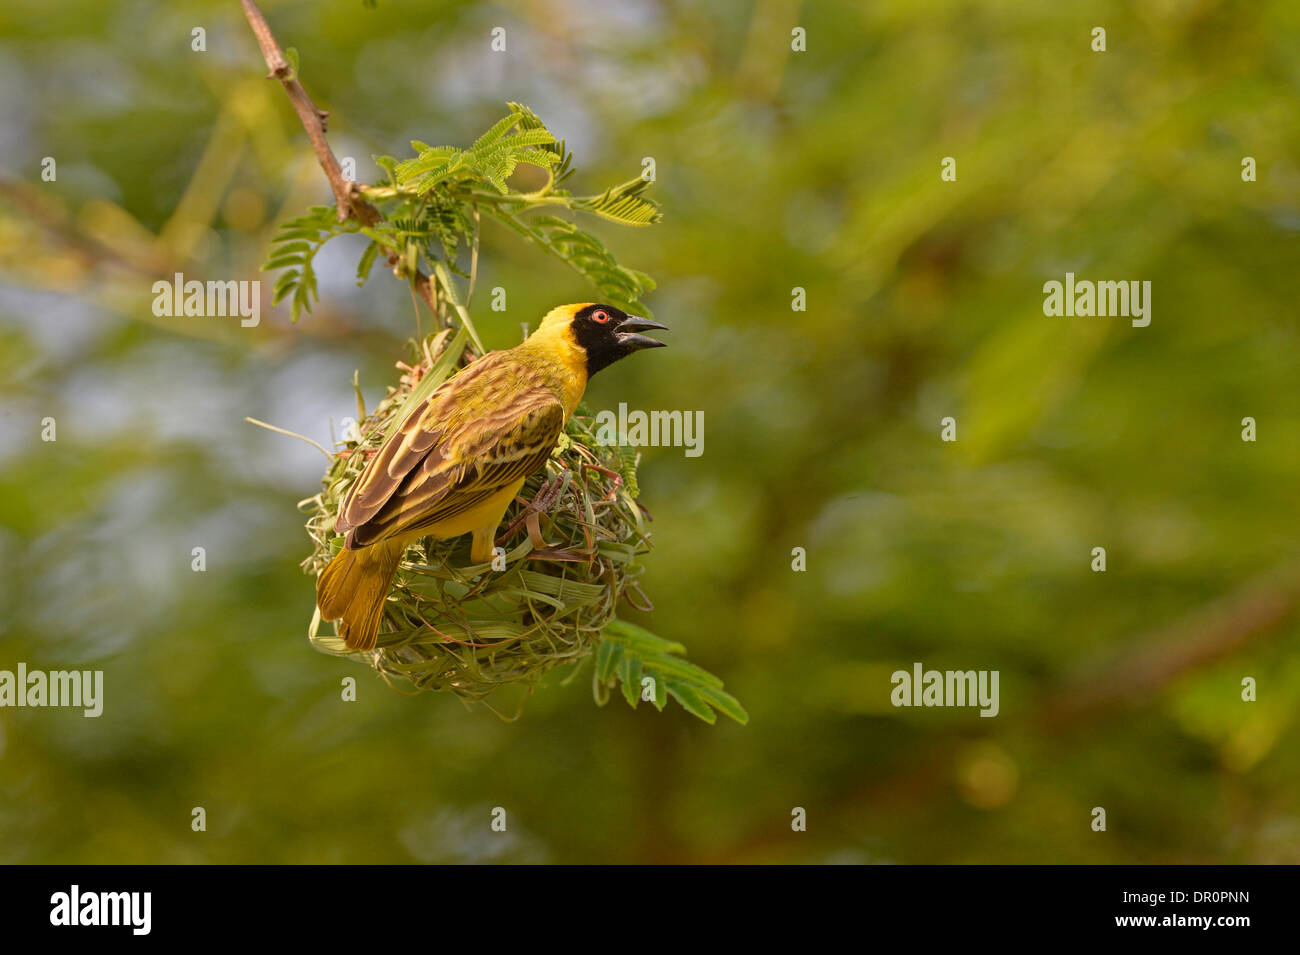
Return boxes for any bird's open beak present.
[616,315,668,350]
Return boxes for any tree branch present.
[1043,558,1300,729]
[701,558,1300,863]
[239,0,379,227]
[239,0,444,327]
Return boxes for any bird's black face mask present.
[571,303,668,376]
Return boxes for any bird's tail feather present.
[316,540,404,651]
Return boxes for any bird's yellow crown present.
[535,303,594,333]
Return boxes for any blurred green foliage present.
[0,0,1297,863]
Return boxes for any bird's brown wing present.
[336,352,564,548]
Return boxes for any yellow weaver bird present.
[316,303,667,651]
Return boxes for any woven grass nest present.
[300,328,653,704]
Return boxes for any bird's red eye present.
[592,309,610,323]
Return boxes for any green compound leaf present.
[593,618,748,725]
[571,177,662,226]
[484,210,656,315]
[393,108,558,197]
[259,204,357,322]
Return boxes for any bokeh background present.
[2,0,1298,863]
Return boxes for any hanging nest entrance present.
[300,328,654,702]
